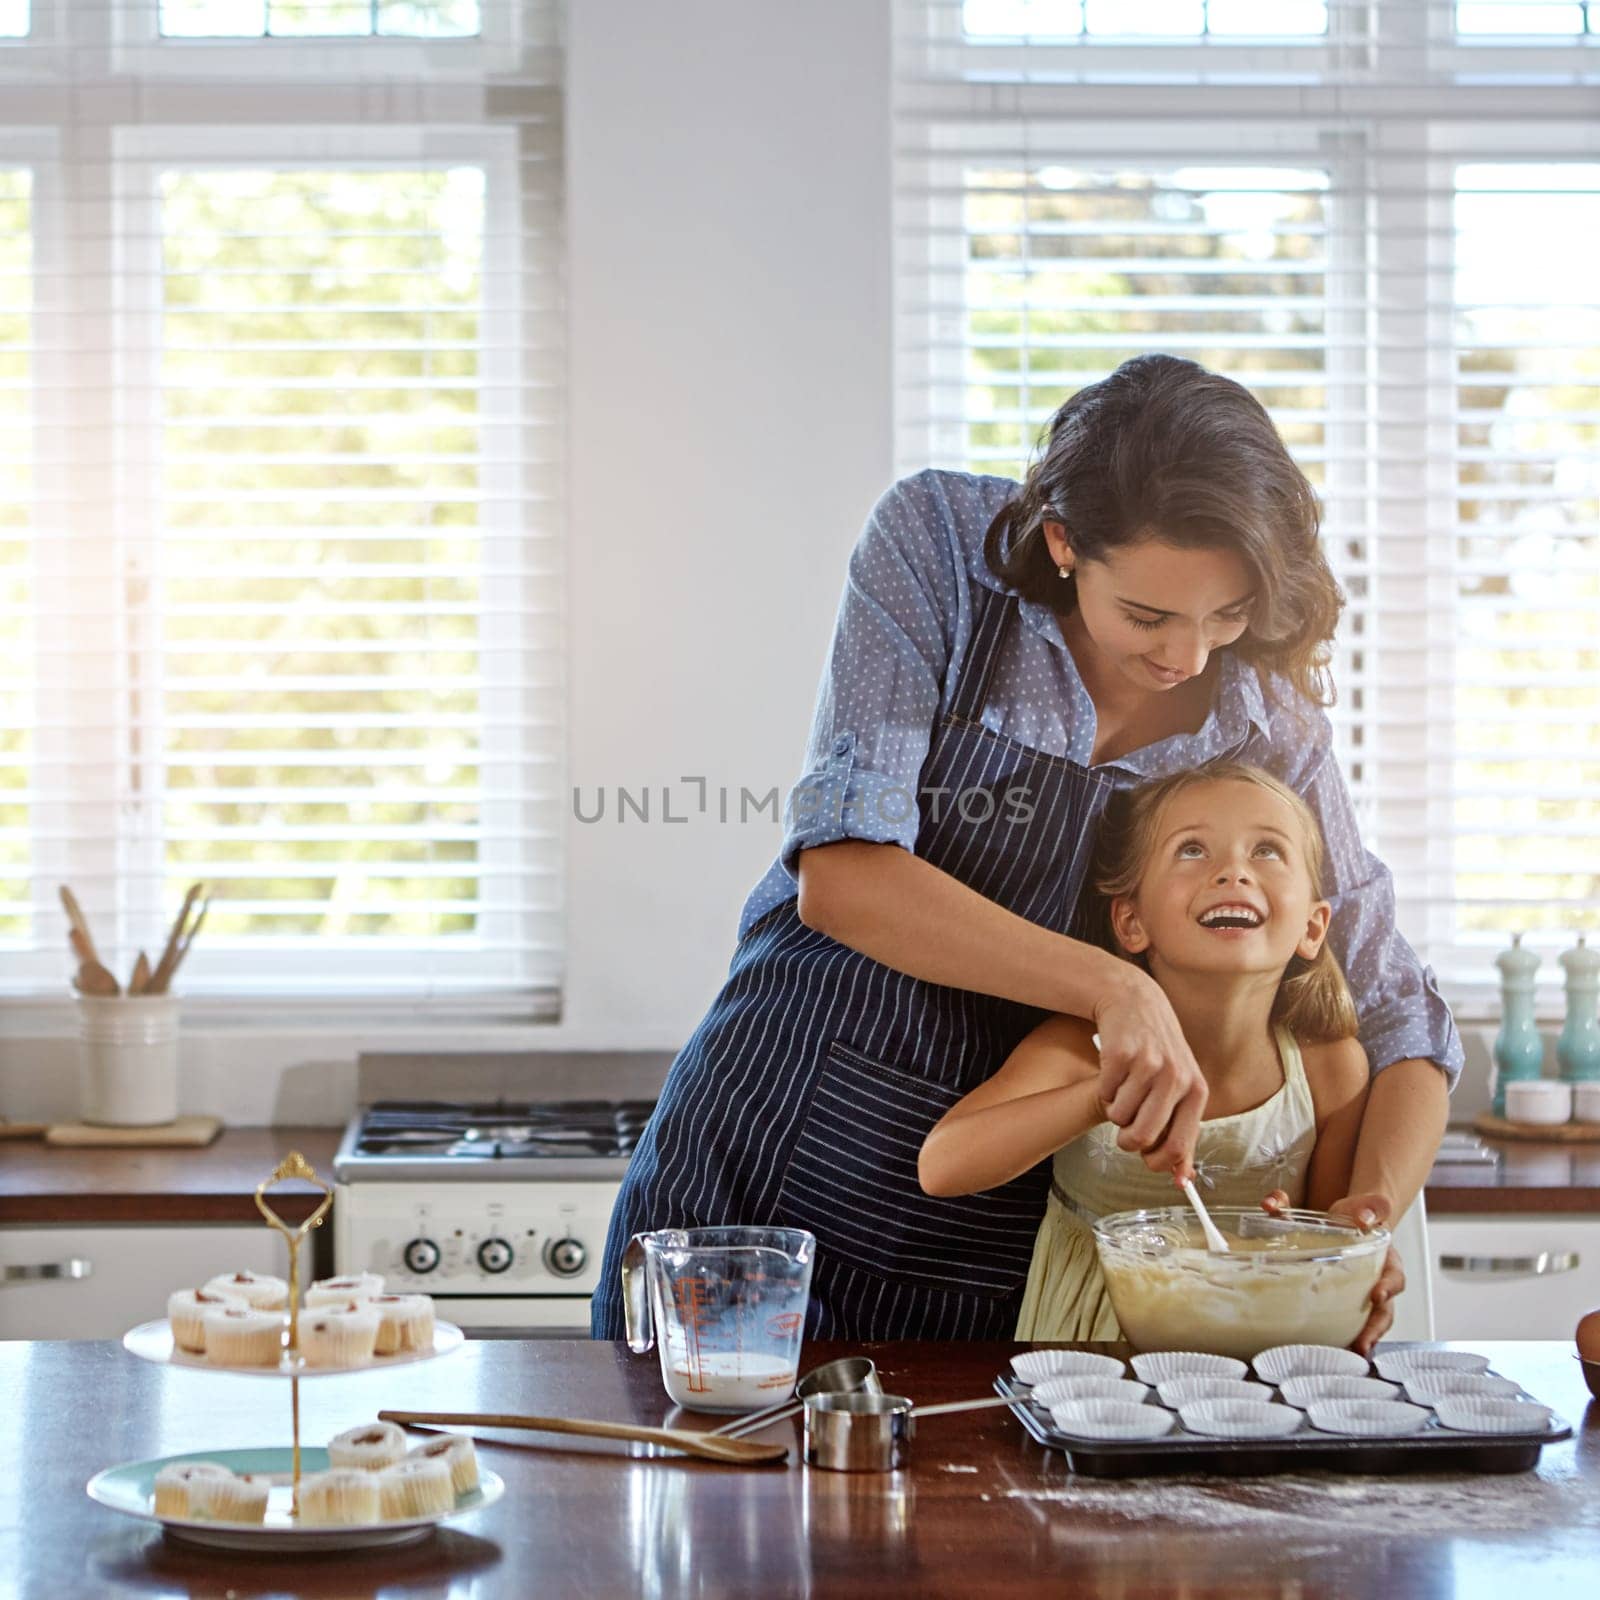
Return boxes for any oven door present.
[429,1296,596,1339]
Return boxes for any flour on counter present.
[1003,1463,1600,1538]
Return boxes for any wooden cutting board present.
[45,1115,223,1148]
[1474,1111,1600,1145]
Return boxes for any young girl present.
[919,761,1374,1343]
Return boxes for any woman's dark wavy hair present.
[982,354,1344,708]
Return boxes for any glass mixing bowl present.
[1092,1206,1390,1361]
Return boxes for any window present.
[898,0,1600,995]
[0,4,563,1007]
[158,1,481,37]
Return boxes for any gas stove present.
[334,1098,655,1180]
[333,1059,664,1335]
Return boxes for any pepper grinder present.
[1492,933,1544,1116]
[1557,934,1600,1083]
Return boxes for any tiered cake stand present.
[86,1151,502,1551]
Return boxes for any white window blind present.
[897,0,1600,997]
[0,2,564,1008]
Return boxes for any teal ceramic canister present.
[1492,933,1544,1115]
[1557,934,1600,1084]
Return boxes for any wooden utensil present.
[377,1409,789,1467]
[128,951,150,996]
[58,885,104,965]
[145,883,206,996]
[68,928,121,997]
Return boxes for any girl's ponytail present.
[1272,942,1359,1046]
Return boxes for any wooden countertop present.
[1425,1130,1600,1214]
[10,1337,1597,1599]
[2,1124,1596,1227]
[0,1127,343,1224]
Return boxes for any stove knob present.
[543,1237,587,1279]
[477,1237,514,1275]
[403,1237,441,1275]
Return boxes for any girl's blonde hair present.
[1092,762,1359,1044]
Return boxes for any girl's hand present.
[1092,969,1208,1177]
[1261,1189,1401,1357]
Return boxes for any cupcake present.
[305,1272,384,1308]
[153,1461,233,1519]
[203,1306,287,1367]
[297,1469,380,1527]
[167,1288,247,1354]
[190,1471,271,1525]
[329,1421,408,1473]
[408,1433,478,1497]
[202,1270,288,1311]
[370,1294,435,1356]
[298,1304,380,1369]
[376,1456,454,1519]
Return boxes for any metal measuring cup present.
[711,1356,883,1439]
[803,1390,1023,1472]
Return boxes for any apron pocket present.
[775,1038,1046,1297]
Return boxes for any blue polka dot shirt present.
[739,468,1463,1085]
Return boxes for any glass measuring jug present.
[621,1227,815,1413]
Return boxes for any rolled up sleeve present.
[1289,728,1465,1088]
[778,475,961,879]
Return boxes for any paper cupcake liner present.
[377,1457,456,1518]
[1178,1398,1303,1440]
[1432,1397,1554,1436]
[407,1433,480,1497]
[1307,1399,1433,1437]
[1278,1375,1399,1410]
[1030,1375,1151,1408]
[189,1472,270,1525]
[1011,1349,1128,1385]
[1131,1351,1249,1385]
[1402,1372,1522,1405]
[1156,1377,1267,1408]
[152,1461,232,1519]
[1252,1344,1371,1385]
[1373,1350,1491,1383]
[1049,1399,1175,1442]
[297,1469,381,1527]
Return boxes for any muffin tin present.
[998,1347,1569,1477]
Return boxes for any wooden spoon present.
[378,1408,789,1467]
[68,927,121,997]
[129,951,151,996]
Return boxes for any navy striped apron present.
[591,582,1116,1341]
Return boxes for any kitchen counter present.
[6,1337,1596,1598]
[0,1127,343,1225]
[4,1125,1598,1228]
[1425,1129,1600,1214]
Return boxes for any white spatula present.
[1090,1031,1229,1254]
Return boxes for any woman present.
[591,354,1459,1343]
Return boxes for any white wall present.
[0,0,895,1123]
[562,0,895,1033]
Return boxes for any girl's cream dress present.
[1014,1025,1317,1340]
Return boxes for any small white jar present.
[77,995,180,1126]
[1503,1078,1572,1126]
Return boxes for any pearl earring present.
[1058,564,1073,580]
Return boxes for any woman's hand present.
[1092,968,1208,1180]
[1261,1189,1402,1358]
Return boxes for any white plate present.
[123,1318,464,1378]
[87,1447,504,1553]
